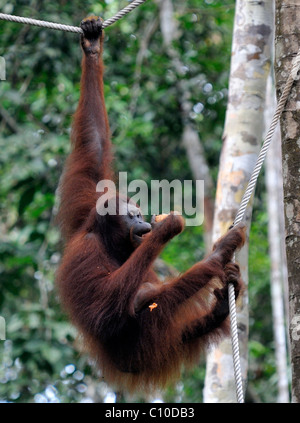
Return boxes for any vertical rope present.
[228,279,244,403]
[229,48,300,403]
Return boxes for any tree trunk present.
[157,0,215,248]
[275,0,300,404]
[203,0,273,402]
[181,124,215,248]
[265,77,290,403]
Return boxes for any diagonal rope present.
[0,0,148,33]
[229,48,300,404]
[102,0,148,28]
[233,50,300,228]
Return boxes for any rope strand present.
[229,47,300,403]
[234,50,300,227]
[0,0,148,33]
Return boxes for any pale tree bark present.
[265,77,290,403]
[129,17,159,116]
[181,125,215,248]
[203,0,273,402]
[157,0,215,248]
[275,0,300,403]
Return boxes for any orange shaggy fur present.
[56,17,246,394]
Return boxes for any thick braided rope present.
[228,277,244,403]
[229,48,300,404]
[233,50,300,227]
[0,0,148,33]
[102,0,148,28]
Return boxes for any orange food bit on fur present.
[149,303,158,312]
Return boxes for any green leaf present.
[18,186,36,215]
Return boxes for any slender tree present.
[265,77,289,403]
[157,0,215,247]
[203,0,273,402]
[275,0,300,403]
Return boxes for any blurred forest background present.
[0,0,279,403]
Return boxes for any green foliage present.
[0,0,276,403]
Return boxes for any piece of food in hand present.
[155,211,181,222]
[155,214,169,222]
